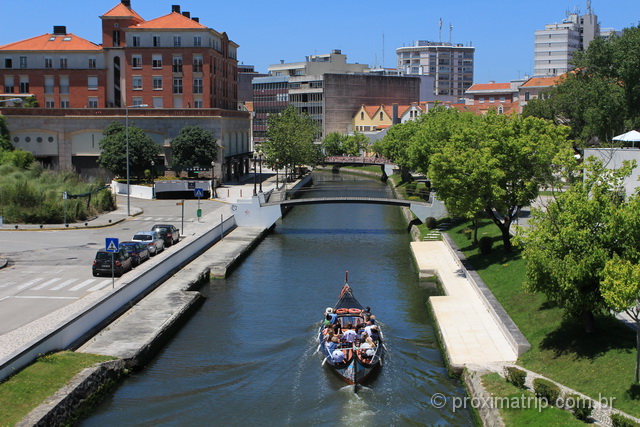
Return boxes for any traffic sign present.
[105,237,119,253]
[194,188,204,198]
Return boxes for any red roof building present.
[462,80,523,115]
[0,1,239,110]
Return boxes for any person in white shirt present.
[342,323,357,343]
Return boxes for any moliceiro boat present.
[318,272,384,391]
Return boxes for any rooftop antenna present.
[439,18,443,43]
[587,0,592,14]
[382,33,385,69]
[449,23,453,44]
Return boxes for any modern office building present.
[533,2,611,76]
[0,1,250,179]
[396,40,474,100]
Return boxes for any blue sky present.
[1,0,638,83]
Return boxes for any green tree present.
[0,115,11,151]
[343,132,369,157]
[97,121,160,179]
[372,119,419,169]
[170,125,219,171]
[516,157,636,333]
[263,105,319,180]
[602,256,640,383]
[322,132,345,156]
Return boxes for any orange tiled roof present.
[0,33,102,51]
[102,2,145,22]
[244,101,254,112]
[466,82,515,93]
[363,105,379,119]
[521,75,564,88]
[381,105,394,119]
[135,11,206,29]
[376,124,391,129]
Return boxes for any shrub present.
[533,378,561,405]
[405,182,417,196]
[425,217,437,229]
[504,366,527,389]
[611,413,640,427]
[478,236,493,255]
[418,186,430,200]
[564,394,593,422]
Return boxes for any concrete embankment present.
[18,226,268,426]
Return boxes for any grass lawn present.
[481,372,585,425]
[447,219,640,419]
[0,351,114,426]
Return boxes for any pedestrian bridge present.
[262,196,429,208]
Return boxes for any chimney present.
[182,11,190,18]
[121,0,131,8]
[392,104,400,125]
[192,17,199,23]
[53,26,67,35]
[171,4,181,13]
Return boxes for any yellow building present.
[352,104,395,132]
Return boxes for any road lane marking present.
[17,278,44,290]
[87,280,112,291]
[68,279,97,291]
[10,296,78,300]
[0,281,16,289]
[31,278,62,291]
[49,279,78,291]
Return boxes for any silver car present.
[132,230,165,255]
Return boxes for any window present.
[45,58,53,69]
[524,91,530,101]
[46,99,55,108]
[193,56,203,72]
[489,96,495,103]
[172,56,183,73]
[479,97,484,103]
[60,99,69,108]
[153,36,161,47]
[153,76,163,90]
[360,112,364,120]
[152,54,162,69]
[173,36,181,47]
[194,36,202,47]
[193,78,203,93]
[59,57,67,69]
[4,58,12,68]
[4,76,13,93]
[88,58,96,69]
[132,55,142,69]
[113,30,120,47]
[152,97,163,108]
[88,97,98,108]
[132,97,143,106]
[44,76,54,94]
[88,76,98,90]
[19,57,27,69]
[173,78,183,93]
[499,96,506,103]
[59,76,69,94]
[132,36,141,47]
[497,105,504,114]
[132,76,142,90]
[194,100,203,108]
[379,112,383,120]
[19,80,29,93]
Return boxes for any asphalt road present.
[0,196,226,335]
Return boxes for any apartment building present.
[396,40,474,100]
[0,1,239,110]
[533,2,616,76]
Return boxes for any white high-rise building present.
[533,2,601,76]
[396,40,474,100]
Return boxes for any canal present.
[81,171,473,426]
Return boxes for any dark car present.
[152,224,180,247]
[92,248,133,277]
[120,241,151,266]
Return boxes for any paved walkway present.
[411,240,518,368]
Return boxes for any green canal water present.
[81,171,473,426]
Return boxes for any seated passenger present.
[325,307,338,325]
[342,324,357,343]
[332,322,342,336]
[369,315,377,326]
[362,306,372,322]
[326,336,340,354]
[369,325,382,343]
[331,348,345,363]
[360,337,376,358]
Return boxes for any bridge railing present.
[322,156,394,165]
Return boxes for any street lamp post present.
[275,158,279,190]
[211,160,216,199]
[252,151,258,196]
[258,149,263,193]
[125,103,148,216]
[150,160,155,199]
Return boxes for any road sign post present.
[194,188,204,222]
[177,201,184,238]
[105,238,119,289]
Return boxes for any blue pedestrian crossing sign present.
[105,237,119,253]
[194,188,204,198]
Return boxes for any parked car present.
[132,231,165,255]
[92,248,133,277]
[120,241,151,266]
[152,224,180,247]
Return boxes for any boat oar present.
[321,356,330,366]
